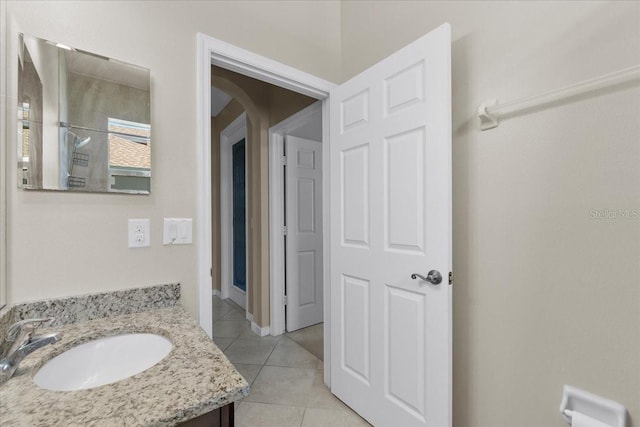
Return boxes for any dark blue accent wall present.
[232,139,247,292]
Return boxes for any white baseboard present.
[212,289,221,297]
[270,328,285,337]
[246,312,253,322]
[251,322,270,337]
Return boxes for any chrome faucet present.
[0,318,61,385]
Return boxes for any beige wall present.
[3,1,340,318]
[210,66,315,326]
[341,1,640,426]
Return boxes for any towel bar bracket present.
[477,99,498,130]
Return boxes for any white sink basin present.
[33,333,173,391]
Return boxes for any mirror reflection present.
[18,33,151,194]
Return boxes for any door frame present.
[220,112,248,312]
[196,33,335,385]
[268,101,322,336]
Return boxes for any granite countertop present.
[0,293,249,426]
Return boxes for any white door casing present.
[285,135,323,332]
[329,23,452,427]
[196,35,335,387]
[220,112,248,310]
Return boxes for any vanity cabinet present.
[177,403,234,427]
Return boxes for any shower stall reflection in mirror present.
[220,112,249,311]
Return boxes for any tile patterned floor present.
[212,296,371,427]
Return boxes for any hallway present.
[212,296,370,426]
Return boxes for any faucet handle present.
[6,318,55,341]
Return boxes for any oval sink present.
[33,333,172,391]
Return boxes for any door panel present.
[384,128,426,254]
[341,90,369,132]
[297,251,316,306]
[286,136,323,332]
[330,23,451,427]
[384,284,426,421]
[297,178,315,232]
[341,274,371,384]
[341,144,370,248]
[384,61,425,116]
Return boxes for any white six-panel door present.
[286,135,324,332]
[330,23,452,427]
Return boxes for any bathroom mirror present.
[17,33,151,194]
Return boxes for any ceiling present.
[211,86,233,117]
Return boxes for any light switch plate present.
[163,218,193,245]
[128,219,150,248]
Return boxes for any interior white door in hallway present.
[285,135,323,332]
[330,23,452,427]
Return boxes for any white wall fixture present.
[128,219,150,248]
[560,385,628,427]
[478,64,640,130]
[163,218,193,245]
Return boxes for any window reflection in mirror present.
[20,102,32,186]
[108,118,151,193]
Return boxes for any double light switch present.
[163,218,193,245]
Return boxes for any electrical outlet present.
[128,219,150,248]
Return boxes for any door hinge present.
[449,271,453,285]
[282,226,288,235]
[281,155,287,166]
[210,268,213,277]
[283,296,289,306]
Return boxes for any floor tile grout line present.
[261,332,283,365]
[240,396,311,408]
[251,364,265,388]
[300,407,307,427]
[222,328,243,351]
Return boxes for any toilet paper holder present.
[560,385,628,427]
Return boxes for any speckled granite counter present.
[0,285,249,426]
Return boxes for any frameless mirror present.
[17,33,151,194]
